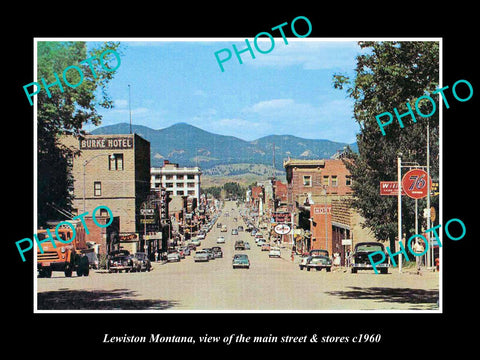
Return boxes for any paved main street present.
[37,201,440,311]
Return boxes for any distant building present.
[151,160,202,201]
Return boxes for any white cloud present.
[241,97,358,142]
[241,39,361,70]
[114,99,128,108]
[246,98,319,120]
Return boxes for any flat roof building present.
[151,160,202,202]
[61,133,151,253]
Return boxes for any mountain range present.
[90,122,357,170]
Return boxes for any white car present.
[257,239,266,246]
[190,238,201,246]
[167,251,181,262]
[194,250,210,262]
[216,236,225,244]
[197,233,206,240]
[269,247,281,258]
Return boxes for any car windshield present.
[356,244,384,252]
[311,250,328,256]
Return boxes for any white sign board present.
[274,223,291,235]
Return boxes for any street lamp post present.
[322,186,328,252]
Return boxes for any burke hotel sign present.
[80,136,134,150]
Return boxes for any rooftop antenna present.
[128,84,132,134]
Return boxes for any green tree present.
[36,41,121,226]
[223,182,245,199]
[202,186,222,199]
[333,41,440,252]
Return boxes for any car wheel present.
[351,268,357,274]
[326,268,331,272]
[64,266,72,277]
[307,267,311,272]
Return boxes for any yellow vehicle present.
[221,225,227,232]
[37,220,92,278]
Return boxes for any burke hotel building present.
[61,133,151,253]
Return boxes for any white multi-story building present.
[151,160,202,201]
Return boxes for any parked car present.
[238,226,244,231]
[167,251,181,262]
[190,238,201,246]
[204,248,215,260]
[231,228,238,235]
[182,247,191,256]
[235,240,245,250]
[244,241,251,250]
[217,222,222,228]
[261,243,270,251]
[350,242,389,274]
[194,250,210,262]
[217,236,226,244]
[197,232,206,240]
[212,246,223,258]
[269,247,281,258]
[221,225,228,232]
[306,253,332,272]
[108,250,134,273]
[299,249,329,270]
[133,252,152,272]
[232,254,250,269]
[187,243,197,251]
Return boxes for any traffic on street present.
[36,201,439,311]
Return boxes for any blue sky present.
[86,39,363,143]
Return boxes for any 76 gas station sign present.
[401,169,432,199]
[380,169,433,199]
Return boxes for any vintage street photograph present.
[33,38,441,312]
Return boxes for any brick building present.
[60,133,151,253]
[283,158,376,264]
[284,158,353,255]
[283,159,353,211]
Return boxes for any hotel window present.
[176,182,184,188]
[177,190,184,195]
[188,190,195,195]
[346,176,352,186]
[322,176,329,186]
[94,181,102,196]
[109,153,124,171]
[187,182,195,188]
[303,175,312,187]
[331,175,338,186]
[166,183,173,188]
[187,174,195,180]
[165,175,173,180]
